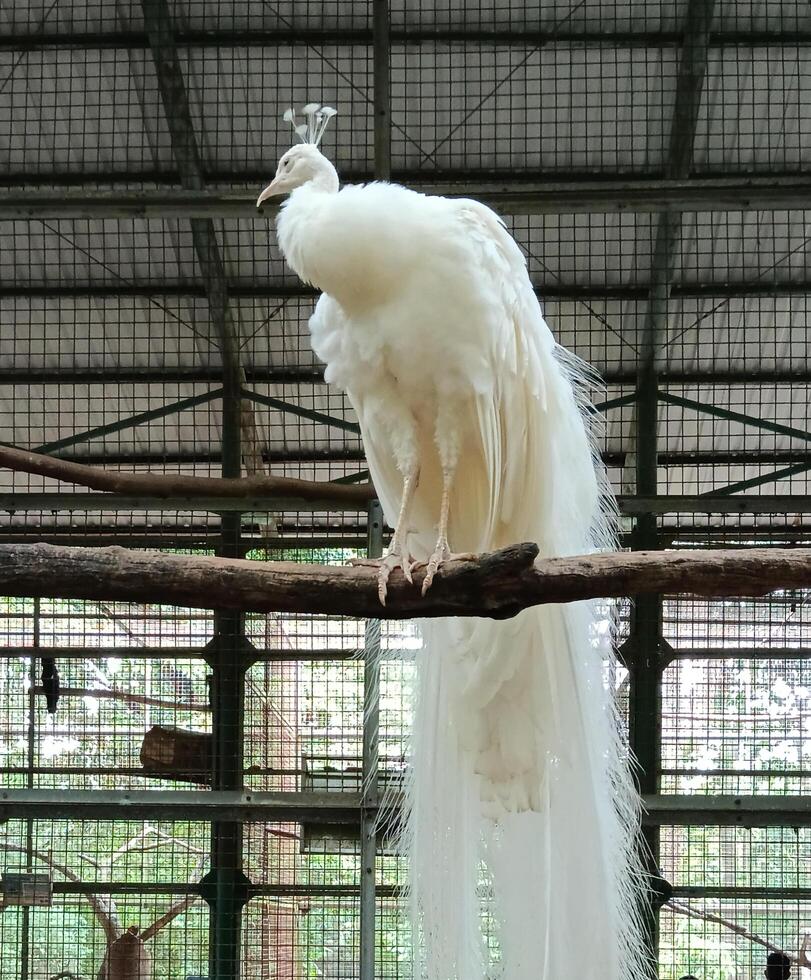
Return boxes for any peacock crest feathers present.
[283,103,338,147]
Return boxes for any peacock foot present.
[420,537,456,596]
[349,543,416,606]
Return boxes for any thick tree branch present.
[0,542,809,619]
[0,443,374,507]
[0,840,122,942]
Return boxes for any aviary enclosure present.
[1,1,811,978]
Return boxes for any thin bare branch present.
[0,841,121,942]
[0,443,374,506]
[668,899,792,960]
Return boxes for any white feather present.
[275,168,649,980]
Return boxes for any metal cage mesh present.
[1,1,810,977]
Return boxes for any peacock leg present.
[422,405,462,595]
[349,387,421,604]
[371,461,420,604]
[421,468,455,595]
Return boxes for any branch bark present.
[0,841,122,942]
[0,443,374,507]
[0,542,810,619]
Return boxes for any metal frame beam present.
[2,790,810,827]
[5,27,811,50]
[627,0,716,956]
[4,492,811,514]
[7,281,811,304]
[5,175,811,217]
[5,448,803,469]
[3,367,810,386]
[32,388,223,454]
[243,388,361,435]
[140,2,250,974]
[3,644,803,665]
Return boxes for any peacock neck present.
[276,186,339,290]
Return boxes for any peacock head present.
[257,103,340,205]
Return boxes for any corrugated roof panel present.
[0,48,174,178]
[170,1,372,32]
[661,464,811,496]
[659,296,811,376]
[658,382,811,455]
[677,210,811,285]
[390,1,688,32]
[180,46,374,176]
[0,219,199,286]
[0,297,218,371]
[390,43,677,174]
[0,0,139,36]
[713,1,811,33]
[693,46,811,173]
[0,382,222,458]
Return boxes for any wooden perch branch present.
[0,542,809,619]
[0,443,374,507]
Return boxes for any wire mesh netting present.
[1,0,811,977]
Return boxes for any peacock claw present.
[349,545,416,605]
[420,538,455,596]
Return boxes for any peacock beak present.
[256,177,287,208]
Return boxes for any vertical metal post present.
[360,5,390,972]
[360,500,384,980]
[373,0,392,180]
[205,300,250,980]
[141,4,253,973]
[626,2,716,966]
[20,599,40,980]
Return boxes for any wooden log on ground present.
[0,541,809,620]
[139,726,212,784]
[0,443,374,507]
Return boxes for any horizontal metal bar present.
[5,176,811,218]
[50,444,803,473]
[662,768,811,778]
[250,883,399,899]
[44,448,365,466]
[1,446,803,471]
[1,365,808,386]
[1,789,808,827]
[619,495,811,514]
[4,492,811,515]
[0,533,370,551]
[670,887,811,901]
[4,28,811,49]
[666,646,811,661]
[8,281,811,305]
[0,367,326,385]
[50,881,199,895]
[0,645,367,662]
[0,789,363,821]
[643,794,811,826]
[0,493,368,513]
